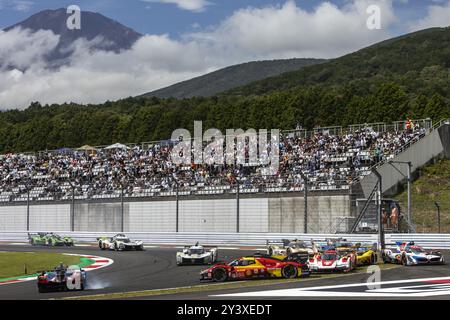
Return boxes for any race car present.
[176,243,218,265]
[382,246,403,264]
[200,254,310,282]
[37,264,87,293]
[29,232,74,246]
[396,241,445,266]
[267,239,314,262]
[97,233,144,251]
[352,243,379,266]
[307,249,357,273]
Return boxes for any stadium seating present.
[0,123,428,202]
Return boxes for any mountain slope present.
[3,8,142,67]
[225,27,450,96]
[141,58,325,98]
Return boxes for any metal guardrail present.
[1,232,450,249]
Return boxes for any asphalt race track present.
[1,244,450,300]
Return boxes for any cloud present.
[409,0,450,31]
[0,0,34,12]
[0,0,399,109]
[185,0,396,60]
[141,0,211,12]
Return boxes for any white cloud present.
[410,0,450,31]
[0,0,400,109]
[141,0,211,12]
[0,0,34,12]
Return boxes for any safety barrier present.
[1,232,450,249]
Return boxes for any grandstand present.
[0,118,448,234]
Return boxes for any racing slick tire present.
[99,242,105,250]
[268,247,273,256]
[371,254,376,264]
[38,285,48,293]
[401,254,409,266]
[212,268,228,282]
[281,264,298,279]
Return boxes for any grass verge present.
[0,252,91,280]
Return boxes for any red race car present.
[200,254,310,282]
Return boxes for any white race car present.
[396,242,445,266]
[97,233,144,251]
[176,243,218,265]
[307,249,357,273]
[382,246,403,264]
[267,239,314,258]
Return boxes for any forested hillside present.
[0,27,449,153]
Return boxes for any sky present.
[0,0,449,109]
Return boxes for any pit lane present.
[0,244,449,300]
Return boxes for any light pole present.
[388,160,414,232]
[435,202,441,234]
[236,178,240,233]
[372,169,385,249]
[175,179,179,233]
[299,171,308,234]
[67,177,77,232]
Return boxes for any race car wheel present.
[371,254,376,265]
[401,255,408,266]
[38,286,47,293]
[99,242,105,250]
[281,264,298,279]
[212,268,228,282]
[268,248,273,256]
[114,243,118,251]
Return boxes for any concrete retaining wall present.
[0,194,352,234]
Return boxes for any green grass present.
[0,252,83,280]
[395,159,450,233]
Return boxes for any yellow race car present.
[327,240,378,266]
[353,243,379,265]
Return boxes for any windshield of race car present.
[289,242,306,248]
[188,248,204,255]
[409,247,426,253]
[321,253,337,260]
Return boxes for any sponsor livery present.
[176,242,218,265]
[97,233,144,251]
[308,249,357,273]
[200,254,310,282]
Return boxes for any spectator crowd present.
[0,124,427,202]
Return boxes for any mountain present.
[225,27,450,96]
[141,58,325,98]
[3,8,142,67]
[0,28,449,153]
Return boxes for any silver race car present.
[97,233,144,251]
[176,243,218,265]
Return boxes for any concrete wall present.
[29,204,70,231]
[74,203,122,232]
[0,206,27,231]
[126,201,176,232]
[179,199,237,233]
[0,193,352,234]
